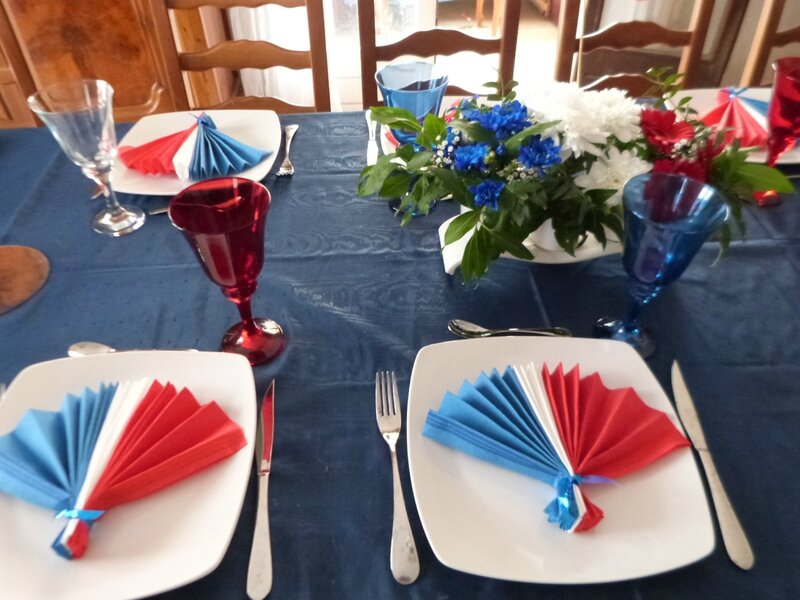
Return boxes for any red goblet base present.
[221,318,285,365]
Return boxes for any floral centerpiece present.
[357,78,793,280]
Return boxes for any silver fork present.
[277,124,299,176]
[375,371,420,585]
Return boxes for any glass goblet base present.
[92,205,146,237]
[221,317,285,365]
[594,316,655,358]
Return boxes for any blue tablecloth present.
[1,113,799,599]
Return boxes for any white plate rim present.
[407,337,715,584]
[0,351,255,600]
[113,109,281,196]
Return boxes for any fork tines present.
[375,371,399,419]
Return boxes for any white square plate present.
[0,351,256,600]
[674,87,800,164]
[407,337,715,584]
[113,110,281,196]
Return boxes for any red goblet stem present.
[235,297,260,335]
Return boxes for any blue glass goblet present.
[594,172,729,357]
[376,61,448,145]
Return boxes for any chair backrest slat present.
[161,0,330,112]
[555,0,715,94]
[357,0,521,109]
[740,0,800,86]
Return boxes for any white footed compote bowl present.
[28,79,145,236]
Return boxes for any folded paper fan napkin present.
[699,87,769,148]
[119,113,271,181]
[0,379,246,558]
[423,363,689,532]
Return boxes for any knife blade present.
[671,362,755,570]
[247,380,275,599]
[366,110,379,166]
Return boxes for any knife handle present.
[389,447,420,584]
[697,449,755,570]
[247,475,273,599]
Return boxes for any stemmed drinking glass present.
[766,57,800,166]
[594,172,729,357]
[27,79,145,237]
[168,177,285,365]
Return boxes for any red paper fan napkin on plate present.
[699,88,768,148]
[119,123,199,175]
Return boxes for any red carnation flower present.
[652,157,707,182]
[640,109,695,154]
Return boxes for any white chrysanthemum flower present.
[573,147,652,205]
[525,82,642,158]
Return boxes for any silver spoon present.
[448,319,572,338]
[67,341,196,357]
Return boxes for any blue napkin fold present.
[0,384,116,511]
[424,367,589,530]
[725,87,770,116]
[189,114,272,181]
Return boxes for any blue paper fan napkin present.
[188,114,271,181]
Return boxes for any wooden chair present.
[740,0,800,86]
[554,0,716,96]
[162,0,331,113]
[357,0,521,108]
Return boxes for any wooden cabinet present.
[0,0,190,128]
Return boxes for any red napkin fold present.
[85,380,246,510]
[541,364,690,531]
[119,123,198,175]
[700,91,768,148]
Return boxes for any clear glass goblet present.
[594,172,729,357]
[27,79,145,237]
[168,177,285,365]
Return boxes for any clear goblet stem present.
[85,169,146,237]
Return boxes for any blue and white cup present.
[376,61,449,145]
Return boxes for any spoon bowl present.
[448,319,572,339]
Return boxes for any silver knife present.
[366,110,379,166]
[247,380,275,599]
[671,362,755,570]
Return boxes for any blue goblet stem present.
[620,279,662,337]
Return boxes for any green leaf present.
[735,163,794,193]
[406,150,434,171]
[444,210,480,245]
[486,228,534,260]
[395,145,415,162]
[368,106,422,132]
[380,172,411,197]
[429,167,471,202]
[357,155,400,196]
[417,113,448,148]
[461,227,491,280]
[447,119,496,143]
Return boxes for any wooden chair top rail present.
[208,94,314,112]
[374,29,502,62]
[580,22,692,53]
[178,40,313,72]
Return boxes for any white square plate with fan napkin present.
[0,351,255,600]
[113,110,281,195]
[407,337,715,584]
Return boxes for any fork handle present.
[284,125,298,155]
[389,446,420,584]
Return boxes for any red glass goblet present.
[766,56,800,166]
[169,177,285,365]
